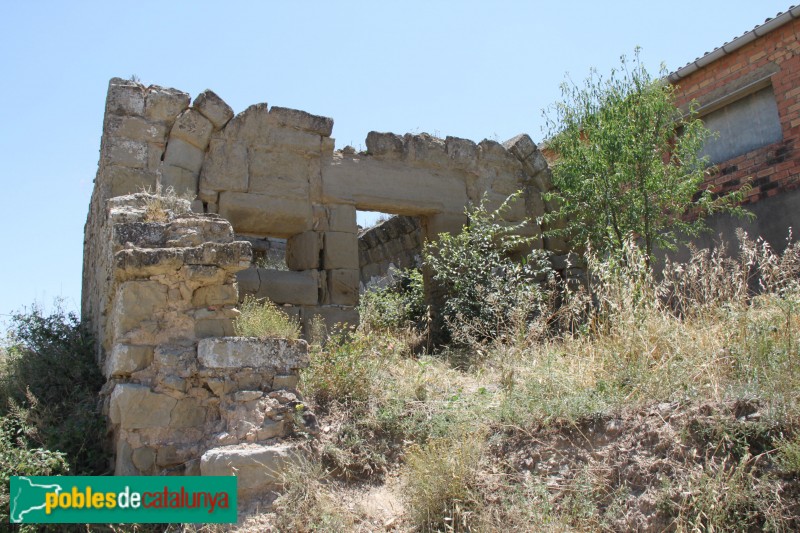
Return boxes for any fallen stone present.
[200,443,304,493]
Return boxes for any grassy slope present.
[245,238,800,532]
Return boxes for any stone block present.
[195,318,235,338]
[105,138,148,169]
[107,166,156,197]
[156,445,183,467]
[198,188,218,203]
[163,137,205,174]
[322,154,468,214]
[171,397,207,428]
[131,446,156,472]
[112,281,167,337]
[404,134,449,167]
[272,374,299,390]
[445,136,478,169]
[256,269,318,306]
[503,133,548,177]
[197,337,309,371]
[531,168,554,193]
[160,164,198,197]
[147,141,166,171]
[257,420,284,440]
[327,204,357,233]
[200,443,303,493]
[483,191,527,222]
[303,305,359,336]
[169,109,214,150]
[221,103,270,145]
[110,383,177,429]
[236,267,261,296]
[200,139,249,192]
[193,89,234,130]
[104,344,153,378]
[265,126,322,155]
[424,213,467,240]
[269,106,333,137]
[366,131,404,157]
[247,147,315,196]
[193,284,239,307]
[286,231,322,270]
[144,86,190,123]
[323,232,358,270]
[115,439,137,476]
[106,78,145,116]
[274,305,301,325]
[218,191,313,237]
[502,133,536,161]
[107,116,167,143]
[327,269,359,306]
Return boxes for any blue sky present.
[0,1,793,323]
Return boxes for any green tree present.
[543,48,751,263]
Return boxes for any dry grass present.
[233,296,301,341]
[140,185,192,222]
[182,233,800,531]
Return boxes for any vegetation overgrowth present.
[0,303,107,525]
[3,208,800,531]
[270,219,800,531]
[543,48,752,263]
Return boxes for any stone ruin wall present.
[82,77,566,486]
[358,216,423,287]
[87,192,312,500]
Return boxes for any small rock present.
[235,390,263,402]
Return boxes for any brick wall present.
[673,17,800,204]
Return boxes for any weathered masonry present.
[84,77,564,349]
[81,78,560,483]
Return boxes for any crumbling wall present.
[94,194,311,498]
[358,216,423,286]
[84,76,563,352]
[81,76,567,484]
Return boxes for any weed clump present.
[233,296,301,340]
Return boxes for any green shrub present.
[233,295,301,340]
[423,192,554,346]
[0,404,70,524]
[302,331,377,410]
[1,302,107,476]
[359,268,425,331]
